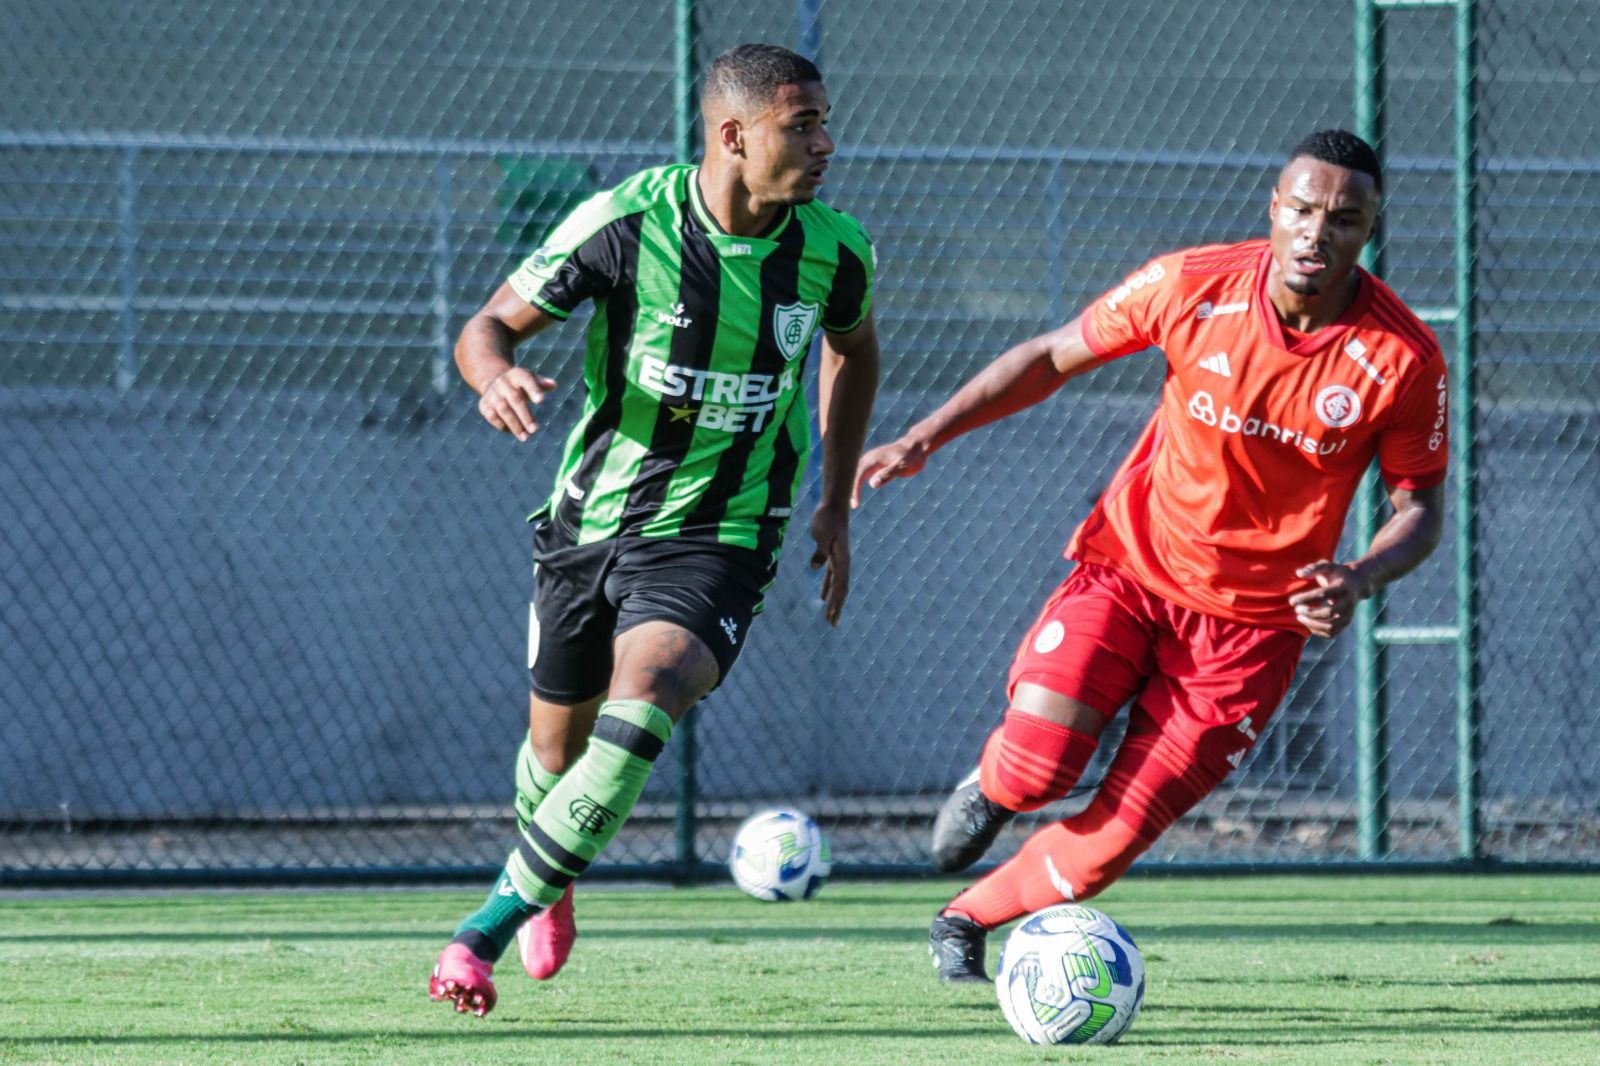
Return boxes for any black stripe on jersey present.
[680,216,808,536]
[754,412,800,560]
[614,205,724,534]
[557,212,645,533]
[823,241,868,331]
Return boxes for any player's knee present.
[978,707,1101,813]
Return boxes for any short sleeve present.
[1080,253,1183,359]
[823,221,874,333]
[507,192,631,319]
[1379,353,1450,490]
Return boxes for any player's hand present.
[809,502,851,627]
[479,367,557,441]
[852,436,931,508]
[1289,561,1372,639]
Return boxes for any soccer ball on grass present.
[728,808,830,901]
[995,903,1145,1045]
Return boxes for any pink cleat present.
[517,885,578,980]
[429,941,497,1017]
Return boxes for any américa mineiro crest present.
[773,300,820,361]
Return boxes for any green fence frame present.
[1351,0,1481,861]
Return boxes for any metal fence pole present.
[1452,0,1482,861]
[673,0,701,877]
[116,146,140,392]
[1351,0,1391,859]
[431,156,453,397]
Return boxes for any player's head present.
[1268,129,1382,297]
[701,43,832,205]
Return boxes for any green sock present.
[449,734,567,961]
[504,699,673,907]
[514,731,564,832]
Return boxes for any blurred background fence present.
[3,1,1597,883]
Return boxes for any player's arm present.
[1289,480,1445,639]
[455,281,562,442]
[810,311,881,626]
[852,315,1105,504]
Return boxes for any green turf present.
[1,875,1597,1064]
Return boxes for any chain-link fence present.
[3,1,1596,883]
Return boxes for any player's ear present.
[1268,186,1279,222]
[717,116,745,157]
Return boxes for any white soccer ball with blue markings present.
[995,904,1145,1045]
[728,808,831,902]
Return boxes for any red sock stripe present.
[979,709,1099,813]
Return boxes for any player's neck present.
[1266,267,1361,334]
[695,166,785,238]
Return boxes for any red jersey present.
[1070,239,1449,630]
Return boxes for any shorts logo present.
[1034,620,1066,654]
[773,301,821,361]
[1314,385,1362,429]
[720,616,739,646]
[1429,374,1448,451]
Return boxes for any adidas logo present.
[1199,352,1232,378]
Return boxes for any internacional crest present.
[773,300,820,361]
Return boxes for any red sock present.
[977,709,1100,813]
[949,720,1225,928]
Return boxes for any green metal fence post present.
[1452,0,1482,861]
[673,0,701,878]
[1352,0,1391,859]
[1354,0,1481,863]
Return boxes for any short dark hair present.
[1288,129,1383,194]
[702,43,823,115]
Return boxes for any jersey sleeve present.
[507,191,632,319]
[822,219,875,333]
[1079,252,1184,359]
[1378,351,1450,490]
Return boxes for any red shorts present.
[1007,562,1307,779]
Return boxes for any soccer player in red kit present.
[853,130,1449,982]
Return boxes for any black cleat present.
[930,767,1015,873]
[929,911,991,983]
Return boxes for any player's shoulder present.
[596,163,694,215]
[797,198,874,261]
[1357,271,1444,373]
[537,165,686,252]
[1178,238,1269,277]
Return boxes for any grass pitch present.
[2,874,1597,1065]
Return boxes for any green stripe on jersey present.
[575,193,684,543]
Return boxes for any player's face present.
[744,81,834,205]
[1268,158,1380,297]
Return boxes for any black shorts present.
[527,515,778,705]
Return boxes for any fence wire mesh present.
[2,1,1597,882]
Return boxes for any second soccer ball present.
[728,808,831,901]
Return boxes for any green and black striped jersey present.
[508,163,875,554]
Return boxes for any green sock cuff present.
[519,733,563,793]
[596,699,674,746]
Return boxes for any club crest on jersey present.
[1315,385,1362,428]
[773,301,820,361]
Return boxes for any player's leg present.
[929,564,1160,983]
[500,537,769,936]
[512,691,601,981]
[431,521,615,1015]
[930,564,1154,874]
[940,612,1305,945]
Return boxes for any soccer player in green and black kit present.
[429,43,880,1017]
